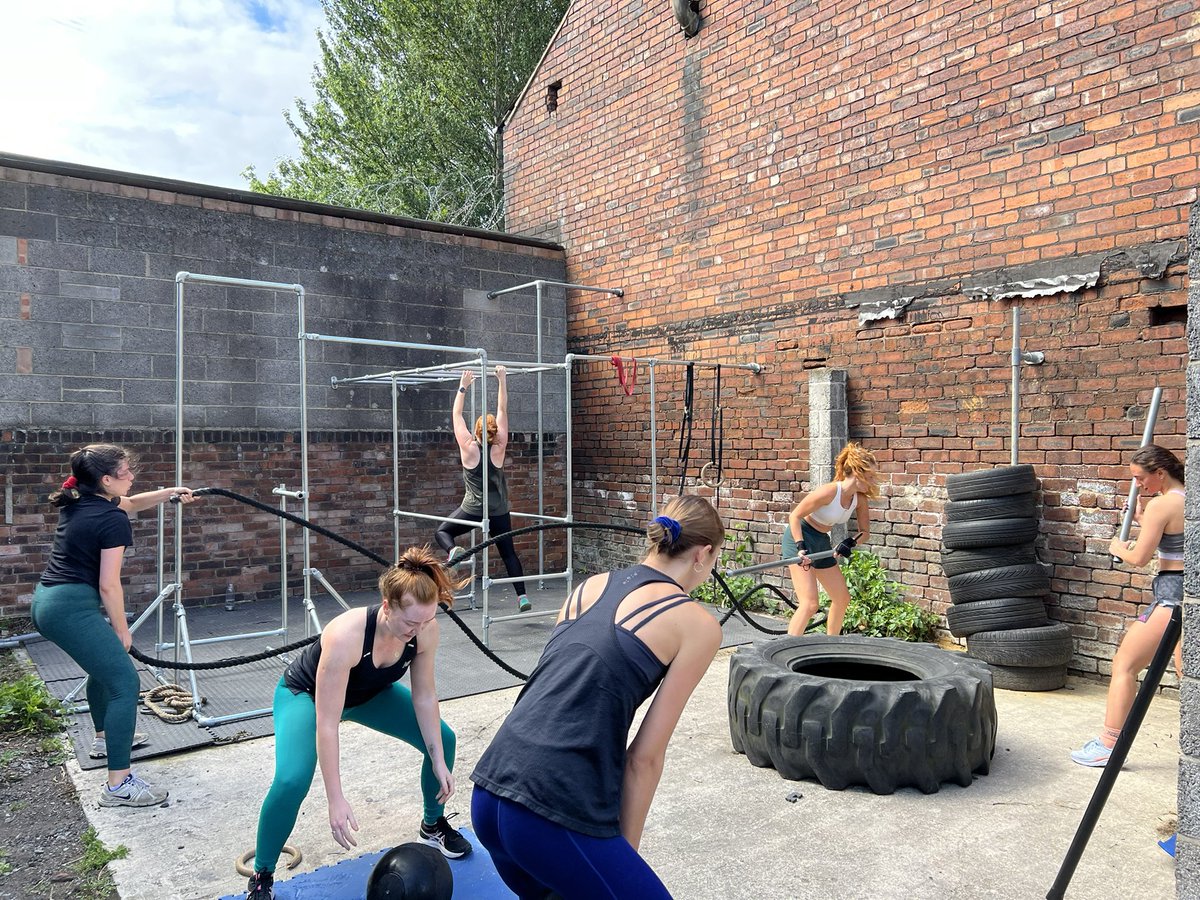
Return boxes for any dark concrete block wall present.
[0,157,573,615]
[0,159,569,434]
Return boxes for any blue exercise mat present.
[218,829,515,899]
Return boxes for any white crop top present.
[808,483,858,527]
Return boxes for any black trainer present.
[419,812,473,859]
[245,870,274,899]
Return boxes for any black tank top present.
[461,451,510,516]
[471,565,695,837]
[284,605,418,708]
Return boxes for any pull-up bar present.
[572,353,763,375]
[486,279,625,300]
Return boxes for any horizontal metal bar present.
[507,511,570,523]
[487,279,624,300]
[488,571,569,586]
[394,509,483,527]
[157,628,288,652]
[195,707,274,727]
[177,272,302,292]
[302,332,484,356]
[487,608,562,624]
[569,353,762,374]
[271,488,305,499]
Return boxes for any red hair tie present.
[62,476,78,489]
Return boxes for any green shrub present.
[820,550,940,642]
[691,527,793,617]
[0,673,64,735]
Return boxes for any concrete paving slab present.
[68,649,1180,900]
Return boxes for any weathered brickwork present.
[505,0,1199,676]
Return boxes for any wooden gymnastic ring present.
[700,461,724,488]
[235,844,302,877]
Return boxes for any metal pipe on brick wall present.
[1011,305,1020,466]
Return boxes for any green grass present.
[73,827,128,874]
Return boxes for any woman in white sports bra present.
[783,442,881,637]
[1071,443,1185,767]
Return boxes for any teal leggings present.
[31,582,140,771]
[254,678,457,873]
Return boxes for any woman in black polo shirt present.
[33,444,196,808]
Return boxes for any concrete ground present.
[70,649,1179,900]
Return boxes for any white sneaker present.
[98,773,169,808]
[89,732,149,759]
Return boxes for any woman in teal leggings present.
[245,547,473,900]
[32,443,196,808]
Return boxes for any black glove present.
[835,535,857,559]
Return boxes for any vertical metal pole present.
[536,281,545,579]
[173,277,185,661]
[278,488,288,636]
[1011,304,1020,467]
[1047,604,1182,899]
[1117,386,1164,544]
[480,352,491,646]
[296,286,313,636]
[565,354,574,598]
[650,361,659,516]
[156,501,165,650]
[392,376,400,564]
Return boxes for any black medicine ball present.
[365,842,454,900]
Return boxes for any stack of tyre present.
[941,464,1074,691]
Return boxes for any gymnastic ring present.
[700,462,724,488]
[235,845,302,877]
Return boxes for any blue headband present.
[653,515,682,544]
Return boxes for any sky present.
[0,0,325,190]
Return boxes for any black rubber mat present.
[24,583,781,770]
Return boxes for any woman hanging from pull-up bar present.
[784,442,880,637]
[434,365,531,611]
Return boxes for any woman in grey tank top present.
[1071,444,1185,767]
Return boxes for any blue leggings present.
[471,787,672,900]
[254,678,456,873]
[31,582,140,771]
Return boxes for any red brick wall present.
[505,0,1199,674]
[1,431,564,618]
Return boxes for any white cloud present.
[0,0,325,189]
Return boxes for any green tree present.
[245,0,568,228]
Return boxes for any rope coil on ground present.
[141,684,196,723]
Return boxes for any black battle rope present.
[677,362,695,494]
[135,487,530,680]
[132,489,791,672]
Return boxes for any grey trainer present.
[98,773,168,808]
[89,732,149,759]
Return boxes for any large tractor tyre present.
[946,465,1038,501]
[944,494,1037,522]
[941,517,1040,550]
[946,564,1051,604]
[966,623,1074,668]
[986,663,1068,692]
[945,597,1049,637]
[728,635,997,795]
[941,543,1038,578]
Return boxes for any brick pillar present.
[1179,200,1200,894]
[808,369,850,544]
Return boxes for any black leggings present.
[434,507,527,598]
